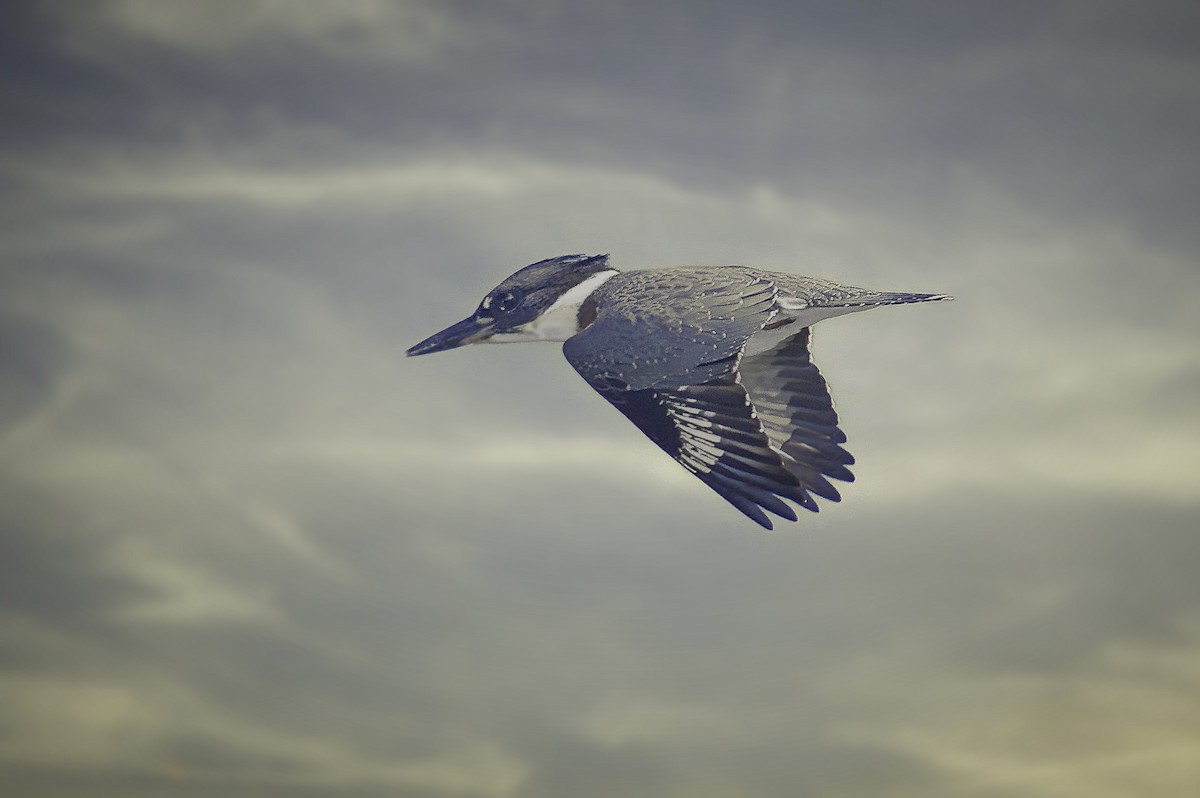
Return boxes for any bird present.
[407,254,951,529]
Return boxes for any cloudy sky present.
[2,1,1199,796]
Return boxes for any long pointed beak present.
[406,314,495,356]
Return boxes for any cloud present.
[2,2,1199,796]
[104,539,280,624]
[52,0,472,65]
[830,618,1200,798]
[0,671,527,796]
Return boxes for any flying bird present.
[407,254,951,529]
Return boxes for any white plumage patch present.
[742,301,890,357]
[487,269,619,343]
[662,395,723,473]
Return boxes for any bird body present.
[408,254,951,529]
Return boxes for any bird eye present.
[492,291,519,313]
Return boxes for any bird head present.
[406,254,617,356]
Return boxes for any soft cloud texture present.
[2,1,1198,796]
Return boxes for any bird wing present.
[737,327,855,506]
[563,271,853,529]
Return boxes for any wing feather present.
[737,327,855,500]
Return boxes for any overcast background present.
[2,2,1199,797]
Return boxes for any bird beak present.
[406,314,495,356]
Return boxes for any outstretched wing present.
[589,375,844,529]
[563,270,853,528]
[737,327,854,508]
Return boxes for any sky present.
[1,1,1199,796]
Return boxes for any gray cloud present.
[2,1,1199,796]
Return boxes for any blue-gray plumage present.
[407,254,951,529]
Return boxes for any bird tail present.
[776,289,953,314]
[834,290,953,308]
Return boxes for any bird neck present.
[520,269,619,341]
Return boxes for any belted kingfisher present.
[408,254,951,529]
